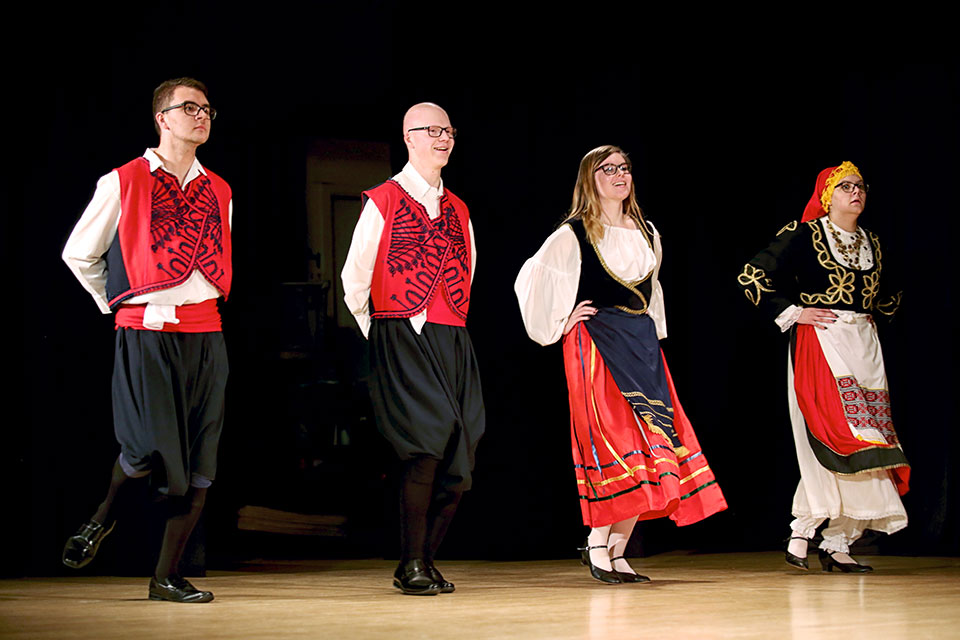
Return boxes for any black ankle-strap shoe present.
[577,540,620,584]
[818,550,873,573]
[784,535,810,570]
[611,555,651,583]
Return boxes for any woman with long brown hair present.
[515,145,727,583]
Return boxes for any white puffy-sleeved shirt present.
[62,148,233,329]
[515,220,667,346]
[340,162,478,338]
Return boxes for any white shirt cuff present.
[775,305,803,332]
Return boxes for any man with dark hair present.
[61,77,232,603]
[151,77,209,135]
[341,102,485,595]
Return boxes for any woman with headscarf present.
[737,161,909,573]
[515,145,727,584]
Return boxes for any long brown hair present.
[564,145,646,244]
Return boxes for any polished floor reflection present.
[2,553,958,639]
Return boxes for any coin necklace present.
[826,218,864,270]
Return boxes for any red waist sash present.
[115,299,221,332]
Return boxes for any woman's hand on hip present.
[563,300,598,335]
[797,307,838,330]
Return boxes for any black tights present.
[399,457,462,564]
[155,487,207,580]
[89,460,208,579]
[92,460,143,526]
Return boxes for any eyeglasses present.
[835,181,869,194]
[595,163,631,176]
[407,125,457,139]
[161,101,217,120]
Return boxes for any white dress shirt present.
[340,162,478,338]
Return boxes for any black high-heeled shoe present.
[610,555,651,583]
[818,550,873,573]
[784,535,809,570]
[577,540,620,584]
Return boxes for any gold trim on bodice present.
[590,214,655,315]
[799,220,879,308]
[776,220,798,236]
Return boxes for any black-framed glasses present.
[835,181,869,194]
[407,125,457,139]
[161,101,217,120]
[596,162,631,176]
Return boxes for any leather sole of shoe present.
[392,579,441,596]
[820,562,873,574]
[148,592,215,603]
[818,552,873,573]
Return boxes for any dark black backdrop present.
[5,8,957,576]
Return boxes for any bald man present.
[341,103,485,595]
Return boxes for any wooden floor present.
[2,552,958,639]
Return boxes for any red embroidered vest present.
[365,180,471,326]
[105,157,232,309]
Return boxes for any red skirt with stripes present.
[563,314,727,527]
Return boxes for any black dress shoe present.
[611,556,651,583]
[577,540,620,584]
[425,560,455,593]
[393,559,442,595]
[818,550,873,573]
[784,536,809,570]
[62,520,115,569]
[148,575,214,603]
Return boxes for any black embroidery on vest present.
[151,170,225,285]
[439,199,469,314]
[379,185,469,319]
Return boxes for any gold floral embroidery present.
[776,220,798,236]
[801,270,855,305]
[801,220,860,306]
[737,264,774,306]
[862,271,880,309]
